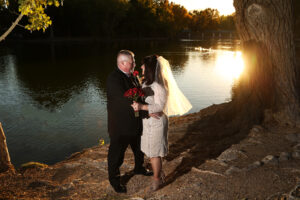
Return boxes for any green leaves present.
[0,0,9,8]
[0,0,62,32]
[17,0,62,32]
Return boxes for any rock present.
[180,151,189,157]
[147,195,167,200]
[252,125,263,132]
[225,166,242,175]
[217,149,244,162]
[293,144,300,151]
[82,173,92,178]
[279,152,291,162]
[247,161,263,170]
[292,151,300,159]
[286,134,300,143]
[218,161,229,167]
[249,127,262,137]
[247,138,262,144]
[262,155,279,165]
[267,193,289,200]
[78,158,93,163]
[27,180,53,189]
[85,162,102,169]
[207,159,228,167]
[54,182,75,192]
[129,198,144,200]
[72,179,82,184]
[193,182,202,187]
[289,185,300,199]
[63,162,81,169]
[191,167,225,177]
[67,152,81,160]
[61,183,75,191]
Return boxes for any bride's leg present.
[159,157,165,182]
[150,157,161,180]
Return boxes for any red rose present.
[124,90,130,97]
[133,70,139,76]
[129,89,133,96]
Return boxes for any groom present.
[106,50,153,193]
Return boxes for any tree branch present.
[17,24,25,29]
[0,122,15,174]
[0,13,24,42]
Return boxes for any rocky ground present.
[1,103,300,200]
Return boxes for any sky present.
[169,0,235,15]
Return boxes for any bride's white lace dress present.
[141,81,168,158]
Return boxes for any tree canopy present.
[1,0,236,40]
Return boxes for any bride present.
[131,55,192,191]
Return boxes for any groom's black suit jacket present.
[106,68,144,137]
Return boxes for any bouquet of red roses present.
[124,87,145,117]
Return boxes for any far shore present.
[2,36,300,47]
[2,36,240,44]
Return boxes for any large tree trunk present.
[233,0,299,125]
[0,123,15,173]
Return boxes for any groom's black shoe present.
[112,184,127,193]
[134,168,153,176]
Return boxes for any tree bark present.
[0,123,15,173]
[233,0,299,125]
[0,13,23,42]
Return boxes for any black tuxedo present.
[107,68,143,136]
[106,68,145,187]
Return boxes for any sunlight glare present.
[170,0,235,15]
[215,51,244,80]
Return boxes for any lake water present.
[0,39,243,166]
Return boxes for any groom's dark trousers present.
[106,68,145,187]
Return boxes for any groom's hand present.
[149,112,163,119]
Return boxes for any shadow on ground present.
[164,103,258,185]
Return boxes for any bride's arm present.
[132,83,167,113]
[131,101,148,111]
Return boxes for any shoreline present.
[1,102,300,199]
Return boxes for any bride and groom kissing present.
[106,50,192,193]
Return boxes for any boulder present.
[262,155,279,165]
[279,152,291,162]
[247,161,263,171]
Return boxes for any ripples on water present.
[0,40,243,166]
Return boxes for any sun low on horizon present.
[170,0,235,15]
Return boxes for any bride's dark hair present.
[142,55,159,85]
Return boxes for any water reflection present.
[193,44,244,81]
[0,40,243,166]
[215,51,244,80]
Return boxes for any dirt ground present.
[0,103,300,200]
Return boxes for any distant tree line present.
[1,0,299,40]
[0,0,236,40]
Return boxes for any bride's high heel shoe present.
[150,171,166,192]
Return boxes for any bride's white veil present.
[155,56,192,116]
